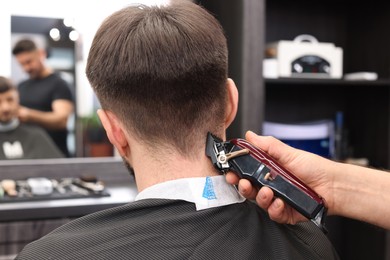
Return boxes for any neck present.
[0,118,20,132]
[39,67,53,79]
[132,145,220,192]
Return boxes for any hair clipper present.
[206,132,327,232]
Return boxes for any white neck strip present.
[135,175,245,211]
[0,118,20,132]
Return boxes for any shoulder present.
[47,73,69,86]
[15,200,339,260]
[236,201,339,259]
[17,78,32,89]
[46,73,74,100]
[18,124,54,142]
[18,124,46,134]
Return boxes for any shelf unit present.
[199,0,390,259]
[264,0,390,170]
[266,78,390,168]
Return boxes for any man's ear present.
[224,78,239,128]
[97,109,128,156]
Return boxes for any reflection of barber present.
[0,76,64,159]
[12,39,74,157]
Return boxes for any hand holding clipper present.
[206,133,327,232]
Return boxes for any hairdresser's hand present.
[18,106,31,123]
[226,131,335,225]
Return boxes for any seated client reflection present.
[0,76,64,159]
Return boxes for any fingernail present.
[273,199,281,209]
[259,189,267,200]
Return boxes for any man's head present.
[0,77,20,124]
[12,39,47,79]
[86,1,237,156]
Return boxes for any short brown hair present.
[86,1,228,154]
[0,76,16,94]
[12,39,38,55]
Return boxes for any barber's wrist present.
[330,161,363,217]
[321,160,343,216]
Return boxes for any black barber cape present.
[0,123,64,159]
[16,199,339,260]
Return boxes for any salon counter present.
[0,157,138,221]
[0,183,137,222]
[0,157,138,256]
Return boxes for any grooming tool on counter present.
[73,175,105,193]
[27,177,53,195]
[0,184,4,198]
[51,179,67,194]
[0,177,110,203]
[1,179,18,197]
[206,132,328,232]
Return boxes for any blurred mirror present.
[11,15,80,157]
[1,0,170,160]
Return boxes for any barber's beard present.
[28,70,39,79]
[122,157,135,178]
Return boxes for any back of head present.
[12,39,37,55]
[0,76,16,93]
[86,0,228,154]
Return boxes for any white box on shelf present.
[266,35,343,79]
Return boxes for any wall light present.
[49,28,61,41]
[69,30,79,41]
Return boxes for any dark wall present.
[198,0,265,138]
[197,0,243,138]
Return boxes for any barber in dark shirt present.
[12,39,74,157]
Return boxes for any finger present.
[267,198,290,223]
[256,186,274,209]
[237,179,258,199]
[245,130,296,165]
[225,172,240,185]
[245,131,284,162]
[245,131,273,152]
[226,172,258,199]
